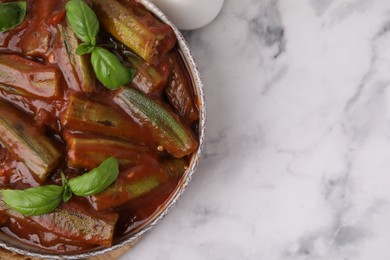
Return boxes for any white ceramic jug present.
[151,0,224,30]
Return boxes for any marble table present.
[122,0,390,259]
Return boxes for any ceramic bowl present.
[0,0,205,258]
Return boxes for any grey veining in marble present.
[122,0,390,259]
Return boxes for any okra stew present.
[0,0,199,253]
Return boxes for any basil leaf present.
[66,0,99,44]
[68,157,119,196]
[2,185,63,216]
[91,47,134,89]
[61,172,72,202]
[0,1,27,33]
[1,159,120,216]
[76,42,95,55]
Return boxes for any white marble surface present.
[122,0,390,259]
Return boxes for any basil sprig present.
[0,1,27,33]
[65,0,135,89]
[1,157,119,216]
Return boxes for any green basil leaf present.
[2,185,63,216]
[0,1,27,33]
[68,157,119,196]
[66,0,99,44]
[76,42,95,55]
[91,47,134,89]
[61,172,72,202]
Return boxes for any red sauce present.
[0,0,198,253]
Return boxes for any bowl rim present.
[0,0,206,258]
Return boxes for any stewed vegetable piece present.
[65,133,149,169]
[114,87,198,158]
[124,50,170,95]
[92,0,176,64]
[0,54,60,98]
[56,21,96,93]
[61,94,146,142]
[0,100,61,182]
[165,51,200,124]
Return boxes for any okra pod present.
[0,198,118,247]
[65,133,148,169]
[114,88,198,158]
[0,100,61,182]
[56,21,95,92]
[92,0,176,64]
[0,83,33,98]
[122,50,170,95]
[90,159,186,210]
[20,24,51,58]
[0,54,60,98]
[19,0,57,58]
[165,51,199,124]
[61,95,146,143]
